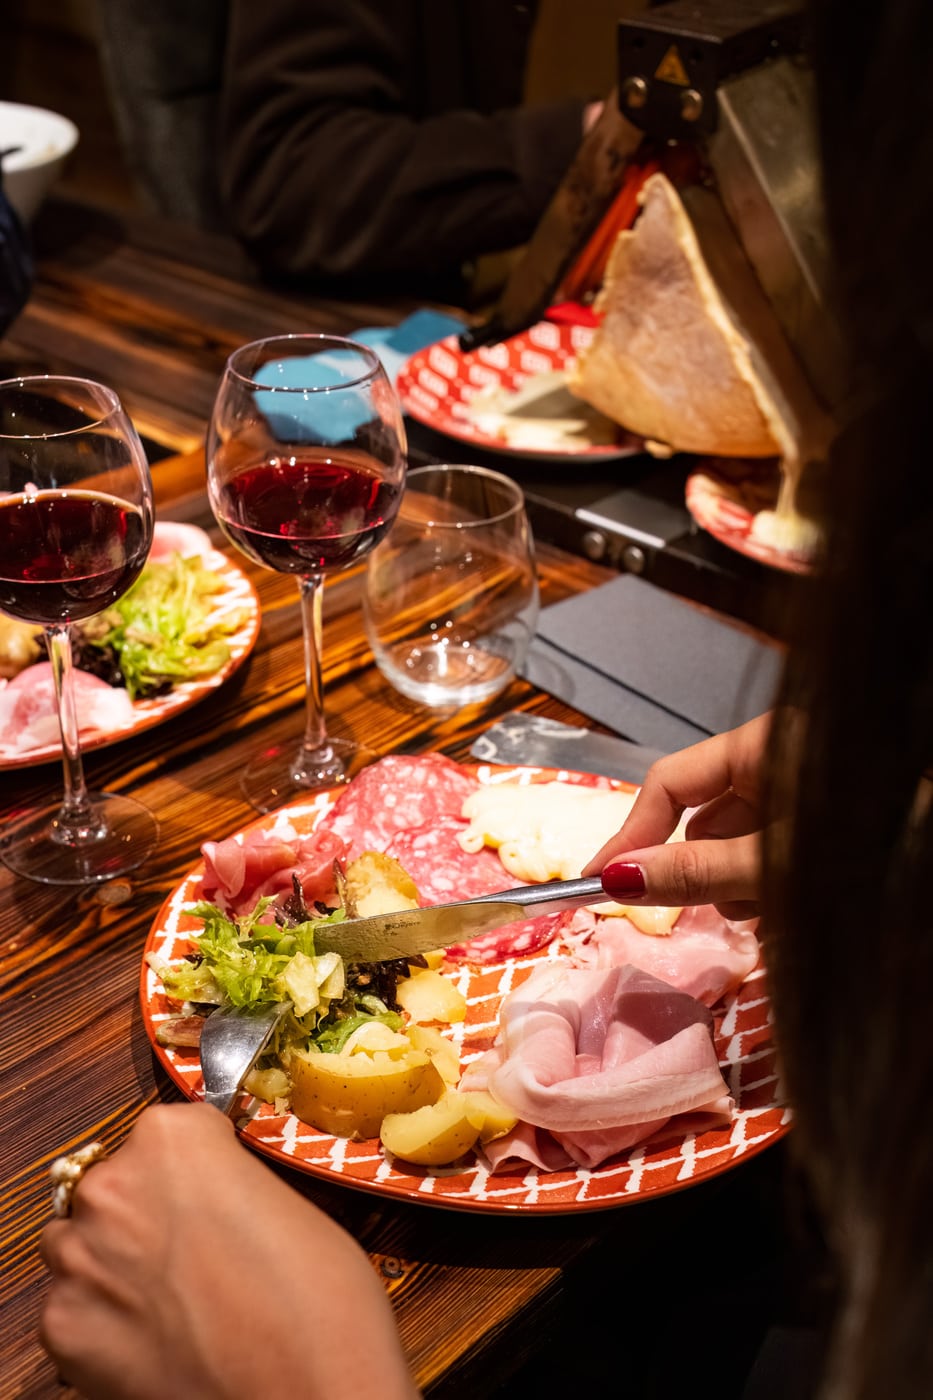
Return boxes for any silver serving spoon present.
[199,1002,288,1115]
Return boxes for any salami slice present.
[318,753,478,862]
[385,816,563,965]
[444,911,565,965]
[385,816,507,904]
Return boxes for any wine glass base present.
[241,737,378,813]
[0,794,159,886]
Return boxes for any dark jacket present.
[219,0,587,292]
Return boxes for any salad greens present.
[155,899,402,1057]
[82,552,247,700]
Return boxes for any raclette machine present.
[464,0,844,415]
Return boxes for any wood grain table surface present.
[0,200,790,1400]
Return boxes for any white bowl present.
[0,100,79,225]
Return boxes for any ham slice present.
[201,824,348,915]
[461,961,732,1170]
[560,903,760,1008]
[0,662,134,753]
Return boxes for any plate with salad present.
[140,754,785,1216]
[0,521,261,768]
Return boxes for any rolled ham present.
[461,960,732,1170]
[560,903,760,1008]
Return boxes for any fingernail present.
[601,861,646,900]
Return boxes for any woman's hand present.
[40,1103,419,1400]
[582,713,772,919]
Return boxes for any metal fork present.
[199,1003,288,1115]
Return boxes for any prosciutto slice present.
[201,824,348,915]
[560,902,760,1007]
[461,961,732,1170]
[0,663,134,753]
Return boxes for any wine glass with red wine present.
[206,334,407,811]
[0,376,157,884]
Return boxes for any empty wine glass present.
[0,376,157,885]
[363,464,540,710]
[206,334,407,812]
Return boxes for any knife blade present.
[313,876,604,964]
[470,711,667,784]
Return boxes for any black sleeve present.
[219,0,585,284]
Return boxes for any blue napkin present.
[351,308,465,383]
[251,310,465,443]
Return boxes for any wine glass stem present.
[46,624,97,837]
[298,573,329,758]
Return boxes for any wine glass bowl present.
[363,464,540,711]
[0,376,158,885]
[206,334,406,810]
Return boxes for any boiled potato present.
[396,968,467,1024]
[380,1091,482,1166]
[287,1044,444,1139]
[461,1090,519,1144]
[344,851,420,917]
[406,1024,460,1084]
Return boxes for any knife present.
[470,711,667,784]
[313,876,605,964]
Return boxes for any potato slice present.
[287,1045,444,1139]
[344,851,420,917]
[406,1024,461,1084]
[380,1091,482,1166]
[396,968,467,1024]
[461,1090,519,1144]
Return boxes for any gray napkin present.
[521,573,783,752]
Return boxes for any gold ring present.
[49,1142,107,1218]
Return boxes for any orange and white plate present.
[0,549,261,770]
[140,764,789,1215]
[396,322,642,462]
[686,459,816,575]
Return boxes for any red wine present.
[0,489,149,625]
[213,452,400,574]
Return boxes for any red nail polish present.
[601,861,646,900]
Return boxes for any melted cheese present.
[458,782,682,935]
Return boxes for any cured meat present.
[149,521,214,561]
[460,960,732,1170]
[201,823,347,916]
[318,753,478,862]
[0,662,134,753]
[385,816,563,963]
[561,902,760,1007]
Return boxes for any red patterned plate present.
[0,548,261,770]
[686,459,817,575]
[396,322,642,462]
[140,764,788,1214]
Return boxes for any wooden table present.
[0,201,792,1400]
